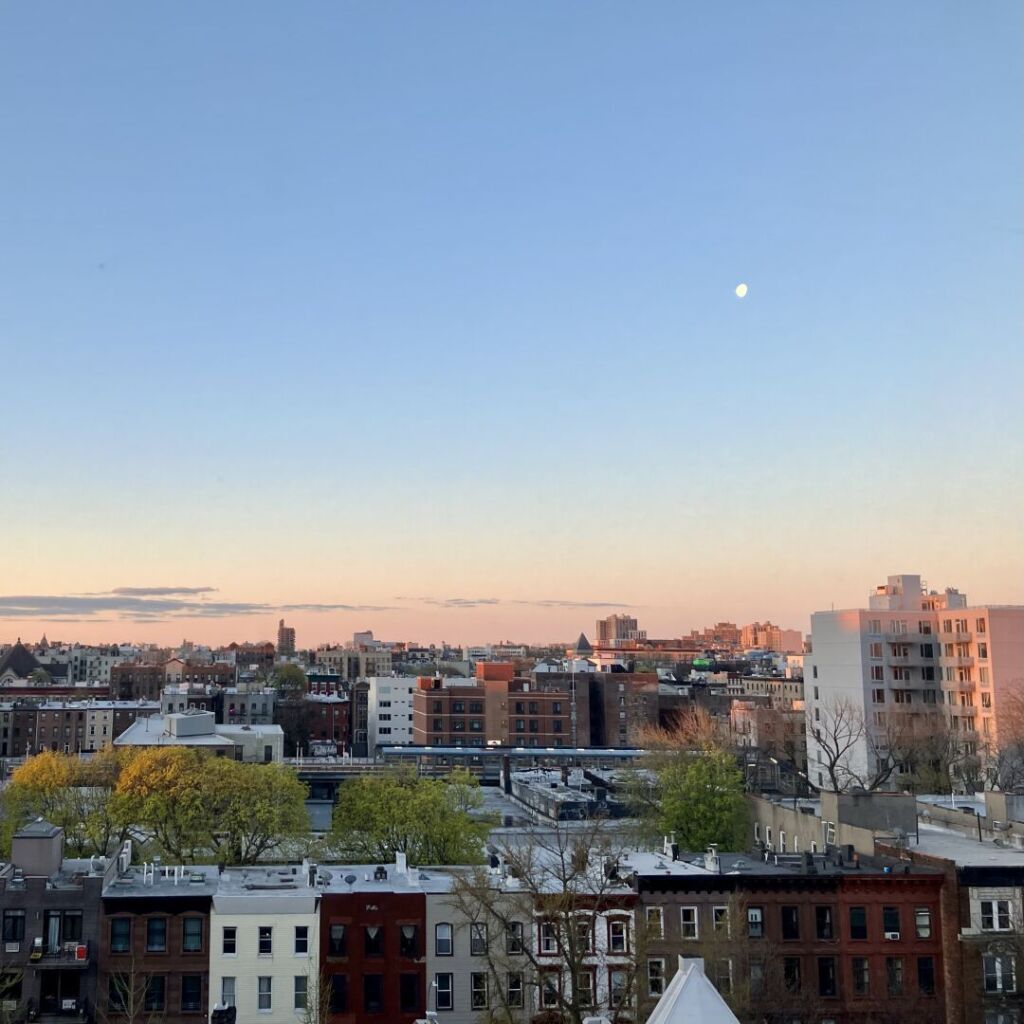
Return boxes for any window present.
[541,972,560,1008]
[746,906,764,937]
[400,974,419,1013]
[870,666,884,682]
[784,957,801,992]
[506,972,524,1008]
[982,899,1012,931]
[872,688,885,704]
[850,906,867,940]
[853,957,869,995]
[329,975,347,1014]
[977,618,987,634]
[575,970,594,1007]
[781,906,800,940]
[434,972,453,1011]
[471,972,488,1010]
[435,923,453,956]
[646,906,664,939]
[915,908,932,939]
[918,956,936,995]
[818,957,837,997]
[181,975,202,1012]
[258,976,272,1011]
[144,977,165,1012]
[182,917,203,953]
[610,969,631,1007]
[221,977,236,1008]
[816,907,834,940]
[294,925,308,955]
[469,922,487,956]
[749,961,765,996]
[540,920,558,954]
[328,923,346,957]
[984,955,1017,993]
[505,921,524,954]
[575,918,592,954]
[364,925,384,956]
[364,974,384,1013]
[609,918,628,952]
[2,912,24,945]
[681,906,699,940]
[713,906,730,935]
[400,924,419,958]
[109,918,130,954]
[293,975,307,1011]
[146,918,167,953]
[221,925,236,955]
[886,957,904,996]
[648,959,666,997]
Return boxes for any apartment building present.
[806,574,1024,791]
[317,858,435,1023]
[208,866,319,1024]
[314,647,393,680]
[740,622,803,654]
[0,821,115,1020]
[633,843,945,1024]
[412,666,586,749]
[364,676,417,756]
[594,613,647,647]
[100,863,218,1024]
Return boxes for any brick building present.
[99,863,218,1024]
[317,858,436,1023]
[633,845,945,1024]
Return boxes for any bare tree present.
[446,819,641,1024]
[810,697,867,792]
[297,965,332,1024]
[97,958,163,1024]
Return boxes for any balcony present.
[29,940,90,968]
[885,632,926,644]
[942,656,974,668]
[938,631,972,643]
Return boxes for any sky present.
[1,2,1021,648]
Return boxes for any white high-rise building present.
[365,676,418,755]
[806,574,1024,791]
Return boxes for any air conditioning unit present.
[884,931,901,941]
[3,942,18,954]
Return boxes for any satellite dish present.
[344,874,357,888]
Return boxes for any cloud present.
[0,593,394,623]
[405,596,632,610]
[109,586,218,597]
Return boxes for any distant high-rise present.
[594,613,646,646]
[277,619,296,657]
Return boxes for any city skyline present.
[1,569,1019,648]
[2,3,1021,647]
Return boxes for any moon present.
[735,283,748,298]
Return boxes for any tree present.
[115,748,310,863]
[2,748,130,857]
[27,668,52,686]
[97,956,163,1024]
[328,769,489,864]
[445,819,641,1024]
[446,767,485,815]
[655,749,748,851]
[272,663,308,698]
[627,721,748,851]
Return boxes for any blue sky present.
[1,2,1021,645]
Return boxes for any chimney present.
[395,851,407,876]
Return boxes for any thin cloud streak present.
[402,596,633,610]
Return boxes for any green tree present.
[445,767,485,815]
[656,748,748,851]
[272,663,308,697]
[115,747,310,863]
[329,769,488,864]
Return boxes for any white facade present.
[210,872,319,1024]
[365,676,417,756]
[806,573,1024,791]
